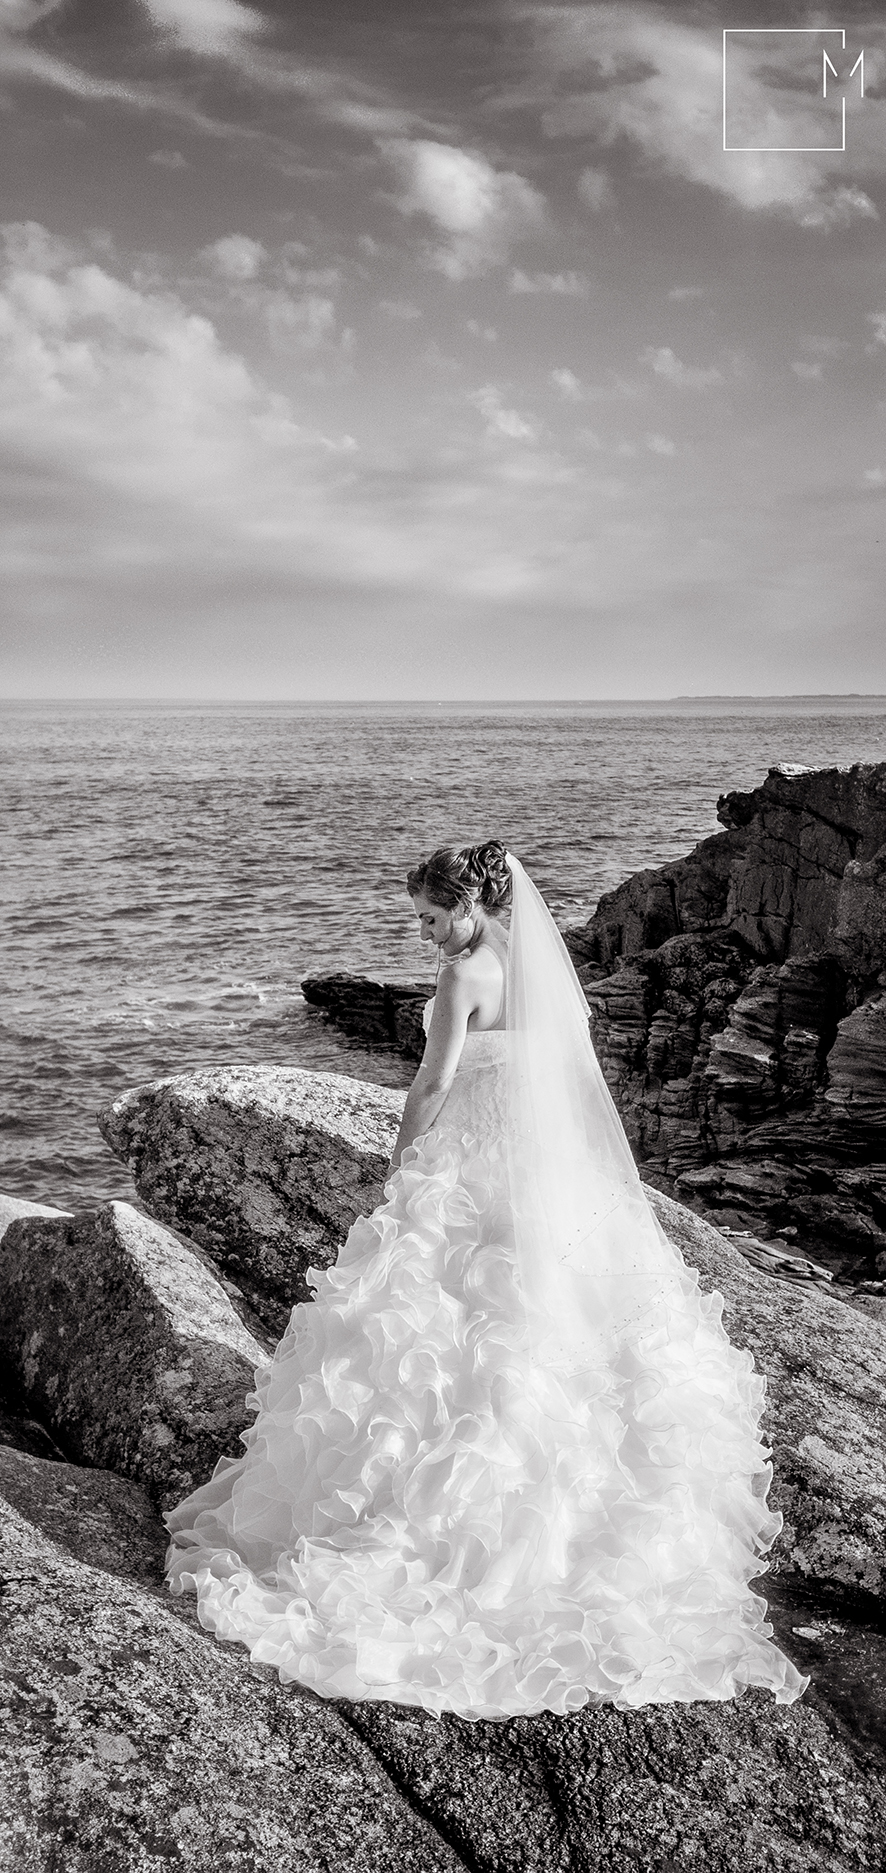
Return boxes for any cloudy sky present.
[1,0,885,699]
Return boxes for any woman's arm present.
[388,965,475,1169]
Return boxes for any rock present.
[825,993,886,1115]
[345,1683,886,1873]
[568,765,886,1273]
[0,1201,270,1511]
[0,1385,66,1464]
[0,1445,167,1588]
[648,1190,886,1600]
[293,767,886,1273]
[575,748,886,967]
[2,1452,886,1873]
[833,844,886,978]
[303,973,431,1061]
[97,1064,886,1606]
[4,1458,886,1873]
[98,1066,405,1335]
[0,1191,73,1462]
[0,1190,69,1236]
[0,1449,462,1873]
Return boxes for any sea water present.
[2,698,885,1210]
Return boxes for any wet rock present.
[0,1201,270,1510]
[0,1450,462,1873]
[98,1065,404,1335]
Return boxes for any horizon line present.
[3,692,886,707]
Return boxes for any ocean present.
[3,698,886,1212]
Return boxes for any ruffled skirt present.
[165,1083,808,1717]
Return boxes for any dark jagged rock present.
[0,1449,462,1873]
[302,972,432,1060]
[571,762,886,969]
[295,767,886,1272]
[570,765,886,1272]
[0,1193,74,1461]
[0,1201,269,1510]
[98,1066,403,1337]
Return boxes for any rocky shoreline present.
[304,764,886,1293]
[2,764,886,1868]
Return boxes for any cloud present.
[531,7,885,229]
[868,313,886,348]
[383,140,544,279]
[262,289,340,353]
[201,233,267,279]
[378,298,422,320]
[1,0,65,27]
[645,432,675,455]
[0,223,370,595]
[149,148,188,168]
[1,222,623,641]
[863,466,886,487]
[0,0,410,172]
[640,345,722,389]
[577,165,615,212]
[791,359,822,381]
[551,367,585,401]
[470,384,536,441]
[799,336,849,360]
[797,187,878,233]
[140,0,266,56]
[194,238,346,354]
[668,285,704,302]
[509,269,589,296]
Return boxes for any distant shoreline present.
[3,694,886,713]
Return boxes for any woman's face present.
[411,890,464,947]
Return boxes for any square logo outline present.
[723,27,848,154]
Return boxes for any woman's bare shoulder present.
[440,941,506,983]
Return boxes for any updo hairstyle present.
[406,841,512,916]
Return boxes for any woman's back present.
[438,938,506,1032]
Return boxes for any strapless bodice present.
[422,997,507,1139]
[421,995,506,1042]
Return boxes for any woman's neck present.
[440,908,498,961]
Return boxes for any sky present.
[0,0,885,700]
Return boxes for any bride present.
[165,841,808,1717]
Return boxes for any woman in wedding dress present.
[165,841,808,1717]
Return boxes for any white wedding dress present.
[166,955,807,1717]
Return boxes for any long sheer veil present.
[504,852,685,1374]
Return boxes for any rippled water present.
[3,699,886,1210]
